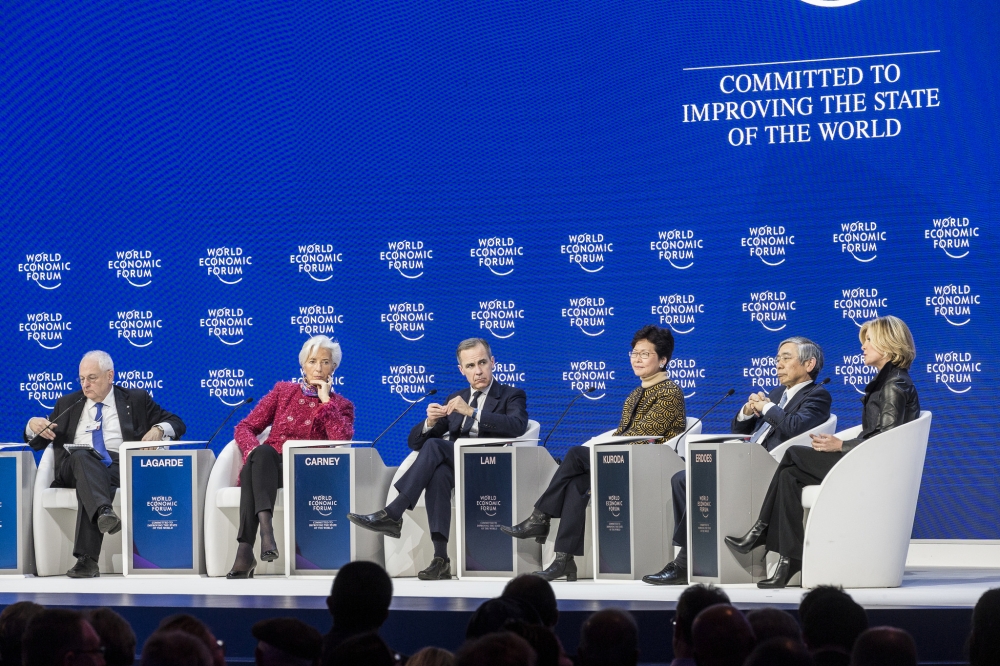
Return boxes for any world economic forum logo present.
[19,252,70,290]
[21,372,73,409]
[20,312,71,349]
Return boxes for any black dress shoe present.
[66,555,100,578]
[724,520,768,555]
[500,509,551,543]
[417,557,452,580]
[347,510,403,539]
[97,505,122,535]
[642,561,688,585]
[226,560,257,579]
[534,553,577,582]
[260,549,279,562]
[757,556,801,589]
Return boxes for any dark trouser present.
[535,446,591,556]
[53,449,120,560]
[394,438,455,540]
[671,469,687,550]
[238,444,283,545]
[759,446,842,559]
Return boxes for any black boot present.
[500,509,551,543]
[257,509,278,562]
[757,556,801,589]
[417,557,452,580]
[725,520,769,554]
[534,553,577,582]
[227,542,257,579]
[66,554,100,578]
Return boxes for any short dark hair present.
[88,608,137,666]
[329,561,393,630]
[745,607,802,645]
[141,630,213,666]
[744,637,812,666]
[324,632,396,666]
[968,588,1000,666]
[674,584,730,647]
[502,621,560,666]
[578,609,639,666]
[157,614,220,665]
[631,326,675,364]
[501,575,558,627]
[800,587,868,652]
[852,627,917,666]
[22,609,88,666]
[466,598,541,639]
[0,600,44,666]
[691,605,755,666]
[456,632,536,666]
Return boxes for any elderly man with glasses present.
[25,350,185,578]
[642,336,832,585]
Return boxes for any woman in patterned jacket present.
[226,335,355,578]
[501,324,686,581]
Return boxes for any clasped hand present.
[426,396,474,426]
[743,391,771,416]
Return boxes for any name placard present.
[293,453,351,570]
[463,450,513,572]
[596,450,631,574]
[131,455,193,570]
[690,449,718,578]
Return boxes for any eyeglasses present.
[627,351,654,360]
[773,354,797,364]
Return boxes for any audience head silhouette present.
[577,609,639,666]
[501,575,559,628]
[157,614,225,666]
[466,598,541,639]
[89,608,137,666]
[691,604,755,666]
[745,637,814,666]
[968,588,1000,666]
[456,632,536,666]
[253,617,322,666]
[0,600,44,666]
[328,561,394,631]
[673,584,731,660]
[800,587,868,657]
[850,627,917,666]
[141,630,213,666]
[746,607,803,645]
[22,609,103,666]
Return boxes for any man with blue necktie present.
[26,350,185,578]
[642,336,832,585]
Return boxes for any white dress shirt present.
[25,387,175,447]
[423,380,492,436]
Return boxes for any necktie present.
[460,391,483,437]
[750,390,789,444]
[92,403,113,467]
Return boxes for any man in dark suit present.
[348,338,528,580]
[25,350,185,578]
[642,336,832,585]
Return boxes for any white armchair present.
[768,414,839,461]
[203,427,285,577]
[384,420,540,578]
[32,445,122,576]
[800,411,932,588]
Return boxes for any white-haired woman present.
[227,335,355,578]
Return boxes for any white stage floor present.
[1,566,997,611]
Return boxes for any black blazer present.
[407,381,528,451]
[730,382,832,452]
[842,362,920,453]
[26,386,186,468]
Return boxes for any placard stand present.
[589,437,686,581]
[0,446,36,576]
[120,442,213,576]
[455,437,553,579]
[685,435,775,584]
[283,441,396,575]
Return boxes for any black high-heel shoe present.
[724,520,769,554]
[226,560,257,579]
[261,549,279,562]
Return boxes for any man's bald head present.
[692,605,755,666]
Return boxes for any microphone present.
[766,377,831,435]
[204,397,254,449]
[370,389,438,448]
[541,387,596,448]
[675,388,735,452]
[27,396,87,450]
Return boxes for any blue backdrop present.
[2,0,997,539]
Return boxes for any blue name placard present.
[596,450,631,574]
[294,452,351,571]
[690,450,718,578]
[0,458,18,569]
[131,455,193,570]
[463,450,513,572]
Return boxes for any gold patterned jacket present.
[612,375,686,444]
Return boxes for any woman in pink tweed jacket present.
[226,335,354,578]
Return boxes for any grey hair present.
[81,350,114,372]
[456,337,491,362]
[299,335,342,368]
[778,336,823,379]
